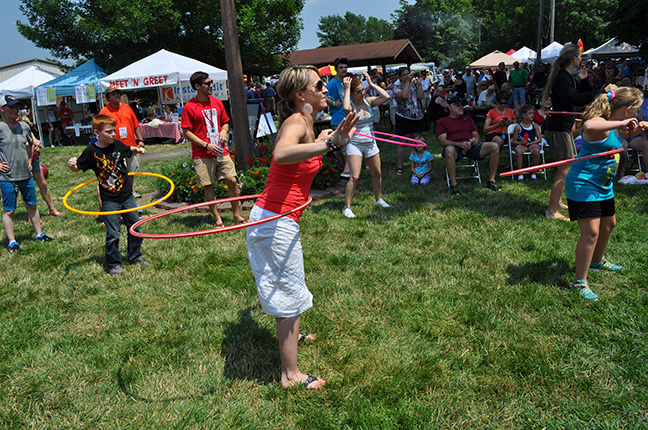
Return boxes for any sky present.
[1,0,407,66]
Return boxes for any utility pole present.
[550,0,555,43]
[220,0,252,170]
[535,0,545,70]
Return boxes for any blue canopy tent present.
[34,59,107,144]
[36,59,106,97]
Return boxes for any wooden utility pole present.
[220,0,252,170]
[535,0,545,70]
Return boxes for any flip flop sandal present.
[303,374,323,389]
[298,333,313,343]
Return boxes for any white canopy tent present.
[100,49,229,105]
[541,42,565,63]
[0,65,61,141]
[511,46,537,64]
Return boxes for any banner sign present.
[106,73,178,90]
[160,80,228,103]
[36,87,57,106]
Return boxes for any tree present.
[316,12,393,47]
[392,0,478,69]
[609,0,648,58]
[17,0,304,75]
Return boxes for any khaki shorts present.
[126,153,141,173]
[194,156,237,186]
[545,131,576,161]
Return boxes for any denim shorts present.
[0,178,38,211]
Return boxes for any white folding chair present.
[507,124,547,180]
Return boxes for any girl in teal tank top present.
[566,87,647,301]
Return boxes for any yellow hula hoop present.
[63,172,175,216]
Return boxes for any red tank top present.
[255,155,322,222]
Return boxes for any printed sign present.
[160,80,228,103]
[106,73,178,90]
[36,87,57,106]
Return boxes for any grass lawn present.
[1,127,648,429]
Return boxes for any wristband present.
[326,136,343,152]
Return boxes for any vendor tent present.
[583,38,641,59]
[469,51,517,68]
[0,65,59,99]
[100,49,229,103]
[512,46,537,63]
[0,65,61,141]
[541,42,564,63]
[37,59,106,97]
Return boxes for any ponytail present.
[542,44,581,103]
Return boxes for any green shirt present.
[509,68,529,87]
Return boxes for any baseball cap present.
[447,95,464,106]
[0,95,22,107]
[104,86,121,96]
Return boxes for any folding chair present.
[445,157,481,186]
[625,147,644,174]
[507,124,547,180]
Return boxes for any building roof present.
[288,39,423,68]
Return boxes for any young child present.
[565,87,647,300]
[409,145,433,185]
[67,115,148,275]
[512,104,543,181]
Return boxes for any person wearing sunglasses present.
[325,57,351,178]
[181,71,247,228]
[247,65,358,390]
[99,86,145,194]
[483,91,516,150]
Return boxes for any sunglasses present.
[202,80,214,86]
[355,88,365,95]
[498,101,507,105]
[312,80,325,91]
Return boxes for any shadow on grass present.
[61,255,105,283]
[507,258,572,289]
[221,307,280,384]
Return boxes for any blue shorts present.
[0,178,38,211]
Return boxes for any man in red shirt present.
[436,95,501,195]
[181,71,246,227]
[99,86,144,194]
[59,101,77,145]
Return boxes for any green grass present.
[1,129,648,429]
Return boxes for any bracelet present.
[326,136,343,152]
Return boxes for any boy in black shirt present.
[67,115,147,275]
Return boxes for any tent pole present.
[32,96,44,142]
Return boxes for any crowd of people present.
[2,47,648,391]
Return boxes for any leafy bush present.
[312,153,342,189]
[239,167,270,196]
[157,159,229,203]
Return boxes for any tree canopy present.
[18,0,304,75]
[609,0,648,58]
[316,12,393,47]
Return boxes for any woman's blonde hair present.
[542,43,581,103]
[582,86,643,122]
[276,65,319,123]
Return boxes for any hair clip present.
[608,89,615,101]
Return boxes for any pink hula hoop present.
[129,195,313,239]
[500,148,624,177]
[355,131,426,147]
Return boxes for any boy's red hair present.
[92,114,116,131]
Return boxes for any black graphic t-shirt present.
[76,140,133,203]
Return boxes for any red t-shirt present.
[436,115,477,142]
[99,103,140,147]
[534,110,547,131]
[59,107,73,127]
[486,107,516,134]
[255,155,322,223]
[181,96,230,159]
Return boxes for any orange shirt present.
[486,107,516,134]
[99,103,140,147]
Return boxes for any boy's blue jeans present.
[102,195,143,268]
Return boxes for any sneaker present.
[571,280,598,301]
[34,233,54,242]
[133,191,142,199]
[517,175,524,182]
[108,265,125,276]
[395,167,403,176]
[530,174,538,181]
[486,180,501,191]
[8,242,21,253]
[342,207,356,218]
[450,184,461,195]
[129,256,150,266]
[590,259,623,272]
[374,199,390,208]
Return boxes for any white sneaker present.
[517,175,524,182]
[342,207,356,218]
[374,199,390,208]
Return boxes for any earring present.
[303,103,313,115]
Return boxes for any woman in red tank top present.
[247,65,357,390]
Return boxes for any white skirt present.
[246,204,313,318]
